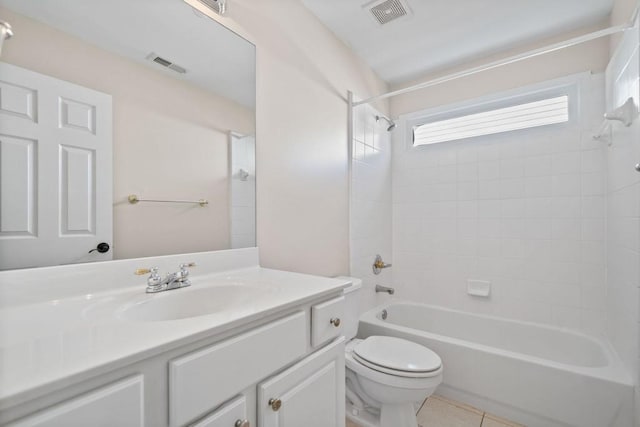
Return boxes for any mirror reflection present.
[0,0,256,270]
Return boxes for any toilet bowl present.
[337,277,443,427]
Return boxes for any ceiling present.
[301,0,614,85]
[0,0,256,108]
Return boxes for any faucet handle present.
[135,267,162,288]
[135,266,159,275]
[178,263,196,282]
[372,254,392,275]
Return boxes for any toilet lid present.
[353,336,441,374]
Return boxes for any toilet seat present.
[346,349,442,390]
[345,338,443,389]
[353,353,442,378]
[352,336,442,378]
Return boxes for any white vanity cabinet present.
[3,292,346,427]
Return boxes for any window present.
[404,74,584,148]
[412,95,569,146]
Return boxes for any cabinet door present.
[258,338,345,427]
[8,376,143,427]
[190,395,248,427]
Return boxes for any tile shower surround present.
[350,103,394,315]
[605,19,640,422]
[391,74,608,336]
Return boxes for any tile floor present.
[346,395,525,427]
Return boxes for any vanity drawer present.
[190,395,247,427]
[170,311,307,427]
[311,296,344,347]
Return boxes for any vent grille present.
[196,0,227,16]
[153,56,171,67]
[370,0,407,25]
[146,53,187,74]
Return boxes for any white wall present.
[1,7,255,259]
[610,0,638,49]
[188,0,389,276]
[605,17,640,423]
[391,74,608,334]
[390,21,610,116]
[350,104,393,314]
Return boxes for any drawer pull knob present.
[330,317,341,327]
[235,420,250,427]
[268,398,282,411]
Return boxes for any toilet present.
[339,277,443,427]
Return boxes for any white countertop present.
[0,249,349,410]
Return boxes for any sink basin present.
[118,285,265,321]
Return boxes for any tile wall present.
[230,134,256,249]
[605,17,640,422]
[350,104,393,314]
[391,73,608,336]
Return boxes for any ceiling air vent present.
[368,0,410,25]
[146,53,187,74]
[196,0,227,16]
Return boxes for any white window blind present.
[413,95,569,146]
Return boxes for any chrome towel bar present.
[127,194,208,207]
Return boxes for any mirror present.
[0,0,256,270]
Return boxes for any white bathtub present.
[358,301,634,427]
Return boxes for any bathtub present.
[358,301,634,427]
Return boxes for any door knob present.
[235,420,250,427]
[268,398,282,411]
[330,317,341,327]
[89,242,110,254]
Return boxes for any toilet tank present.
[334,276,362,340]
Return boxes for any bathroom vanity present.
[0,248,348,427]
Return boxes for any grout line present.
[480,413,486,426]
[432,394,484,416]
[416,396,429,415]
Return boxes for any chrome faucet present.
[135,263,196,293]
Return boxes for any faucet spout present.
[375,284,395,295]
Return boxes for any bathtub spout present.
[376,285,395,295]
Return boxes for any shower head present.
[376,115,396,131]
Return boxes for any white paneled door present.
[0,62,112,270]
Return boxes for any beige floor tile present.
[417,395,484,427]
[481,413,525,427]
[431,395,484,415]
[345,419,362,427]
